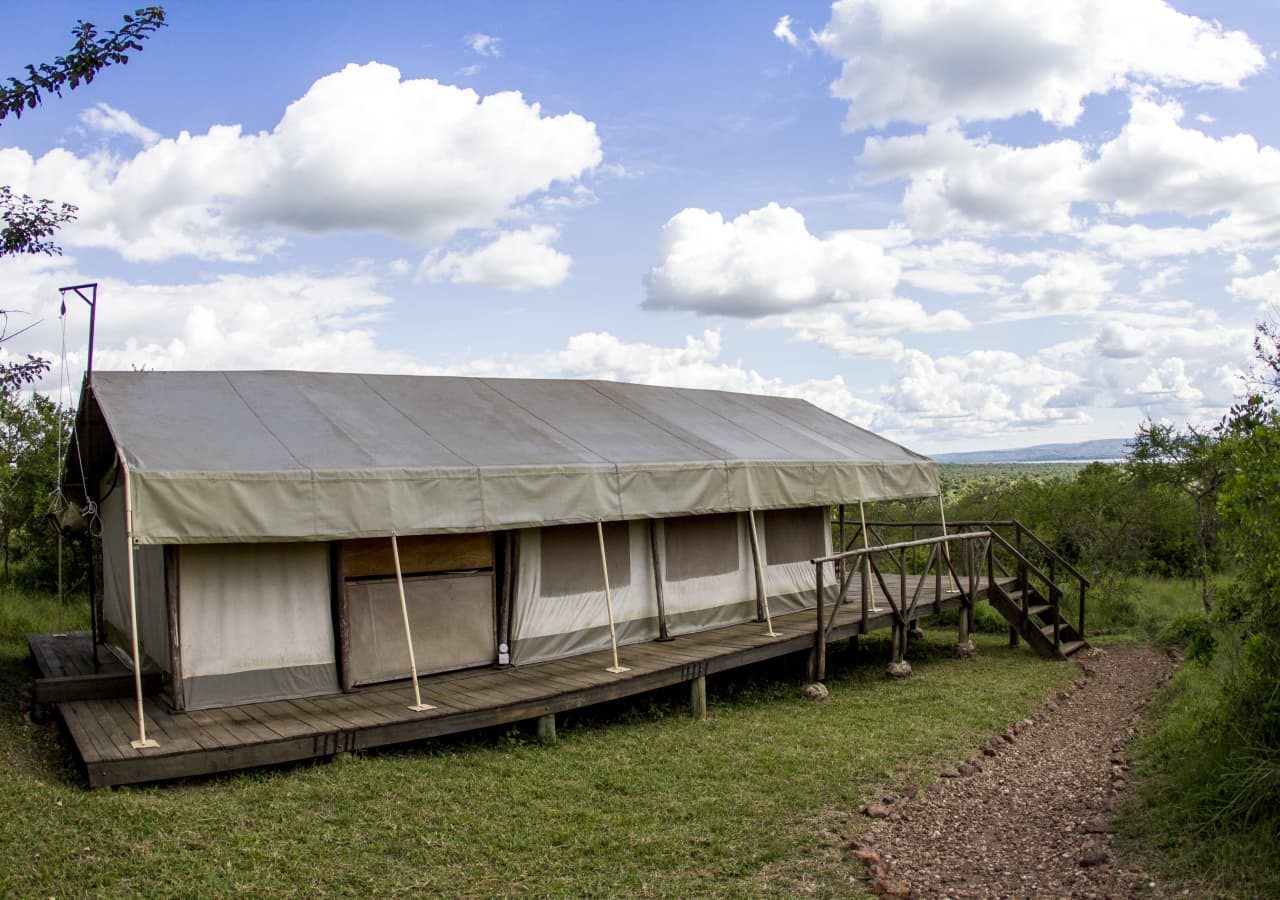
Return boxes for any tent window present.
[664,513,739,581]
[763,507,827,565]
[540,522,631,597]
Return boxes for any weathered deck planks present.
[32,575,1008,788]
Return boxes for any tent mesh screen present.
[540,522,631,597]
[664,513,739,580]
[763,507,828,565]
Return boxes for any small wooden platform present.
[33,576,1005,788]
[28,633,163,705]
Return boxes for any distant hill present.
[932,437,1130,464]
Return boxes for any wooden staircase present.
[832,516,1091,663]
[987,579,1088,659]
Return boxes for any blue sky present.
[2,1,1278,453]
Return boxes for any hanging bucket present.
[45,501,87,536]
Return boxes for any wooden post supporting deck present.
[690,675,707,721]
[813,562,826,682]
[537,714,557,744]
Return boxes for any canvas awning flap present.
[82,371,940,544]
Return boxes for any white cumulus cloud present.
[466,33,503,57]
[0,63,602,262]
[814,0,1264,130]
[773,15,799,47]
[862,126,1086,236]
[420,226,572,289]
[79,103,160,147]
[643,203,901,317]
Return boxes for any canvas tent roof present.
[73,371,938,544]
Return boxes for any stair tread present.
[1060,640,1087,656]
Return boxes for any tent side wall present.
[509,521,659,665]
[761,506,834,616]
[177,543,337,710]
[509,508,834,667]
[100,482,168,675]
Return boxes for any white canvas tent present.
[70,371,939,711]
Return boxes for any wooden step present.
[1027,603,1052,617]
[1060,640,1086,657]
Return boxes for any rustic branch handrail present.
[987,529,1055,588]
[812,530,993,565]
[843,519,1090,588]
[1008,520,1091,588]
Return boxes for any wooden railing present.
[808,530,994,681]
[836,518,1089,646]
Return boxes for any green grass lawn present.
[1,588,1075,897]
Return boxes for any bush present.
[1160,614,1216,664]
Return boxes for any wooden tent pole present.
[747,510,780,638]
[858,500,873,610]
[392,533,434,712]
[118,452,157,749]
[598,521,629,673]
[56,533,64,633]
[938,491,957,592]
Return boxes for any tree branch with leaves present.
[1127,421,1228,614]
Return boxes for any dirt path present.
[848,644,1177,899]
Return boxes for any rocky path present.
[847,644,1178,898]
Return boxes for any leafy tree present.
[1252,317,1280,397]
[1,8,166,266]
[0,360,71,581]
[1128,421,1227,613]
[0,8,166,120]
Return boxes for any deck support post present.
[956,539,976,657]
[858,501,872,616]
[813,561,826,681]
[956,598,976,658]
[598,521,630,673]
[690,674,707,721]
[119,452,157,749]
[886,621,912,679]
[392,533,435,712]
[537,714,557,744]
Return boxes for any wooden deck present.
[32,576,1004,788]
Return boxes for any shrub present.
[1159,614,1216,664]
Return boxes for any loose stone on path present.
[849,644,1176,899]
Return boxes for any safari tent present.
[68,371,940,714]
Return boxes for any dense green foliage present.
[918,324,1280,895]
[0,373,77,591]
[1125,390,1280,897]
